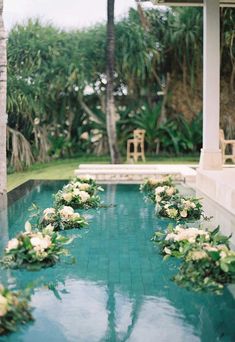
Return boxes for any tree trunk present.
[106,0,120,164]
[0,0,7,194]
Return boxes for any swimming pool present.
[1,181,235,341]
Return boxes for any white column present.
[199,0,222,170]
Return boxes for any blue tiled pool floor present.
[1,183,235,342]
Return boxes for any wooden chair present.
[219,129,235,164]
[127,129,146,162]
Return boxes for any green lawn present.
[7,155,199,191]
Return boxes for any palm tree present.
[106,0,120,163]
[0,0,7,194]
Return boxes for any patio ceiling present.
[141,0,235,6]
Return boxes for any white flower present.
[0,294,8,317]
[180,210,188,218]
[43,224,54,235]
[165,233,177,241]
[155,195,162,203]
[166,208,178,218]
[73,212,81,219]
[25,221,32,233]
[78,175,94,181]
[59,206,74,219]
[74,190,90,203]
[6,238,19,251]
[43,208,56,220]
[62,192,73,203]
[148,178,159,186]
[166,187,175,197]
[34,117,40,125]
[189,250,208,261]
[166,227,209,243]
[30,235,51,252]
[155,186,165,194]
[78,183,90,191]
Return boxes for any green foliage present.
[6,7,234,169]
[54,177,104,209]
[157,195,203,222]
[0,226,73,270]
[0,285,33,335]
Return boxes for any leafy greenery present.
[157,195,203,221]
[140,176,174,202]
[0,225,73,270]
[174,245,235,294]
[54,177,103,209]
[8,6,235,170]
[152,225,230,259]
[0,285,33,335]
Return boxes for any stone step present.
[74,164,196,183]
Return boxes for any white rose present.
[43,208,56,220]
[166,187,175,197]
[43,208,56,215]
[31,235,51,252]
[78,183,90,191]
[62,192,73,203]
[40,236,52,250]
[180,210,188,218]
[73,212,81,219]
[59,206,74,219]
[189,250,208,261]
[74,190,90,203]
[6,238,19,251]
[155,186,165,194]
[0,294,8,317]
[165,233,177,241]
[155,195,162,203]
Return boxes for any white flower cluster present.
[58,206,81,220]
[155,185,176,203]
[6,231,52,255]
[0,292,8,317]
[62,186,91,204]
[165,225,210,244]
[43,206,81,221]
[163,198,197,219]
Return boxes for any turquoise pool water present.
[1,182,235,342]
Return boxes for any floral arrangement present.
[157,195,203,221]
[54,177,103,209]
[42,206,88,230]
[174,244,235,293]
[0,284,33,335]
[140,176,174,202]
[0,224,73,270]
[152,225,230,259]
[154,185,178,205]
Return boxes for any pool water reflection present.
[0,182,235,342]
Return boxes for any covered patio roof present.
[144,0,235,6]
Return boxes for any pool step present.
[74,164,196,184]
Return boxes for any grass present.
[7,155,199,191]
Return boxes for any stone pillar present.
[199,0,222,170]
[0,0,7,193]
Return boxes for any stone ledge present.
[75,164,196,183]
[196,168,235,215]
